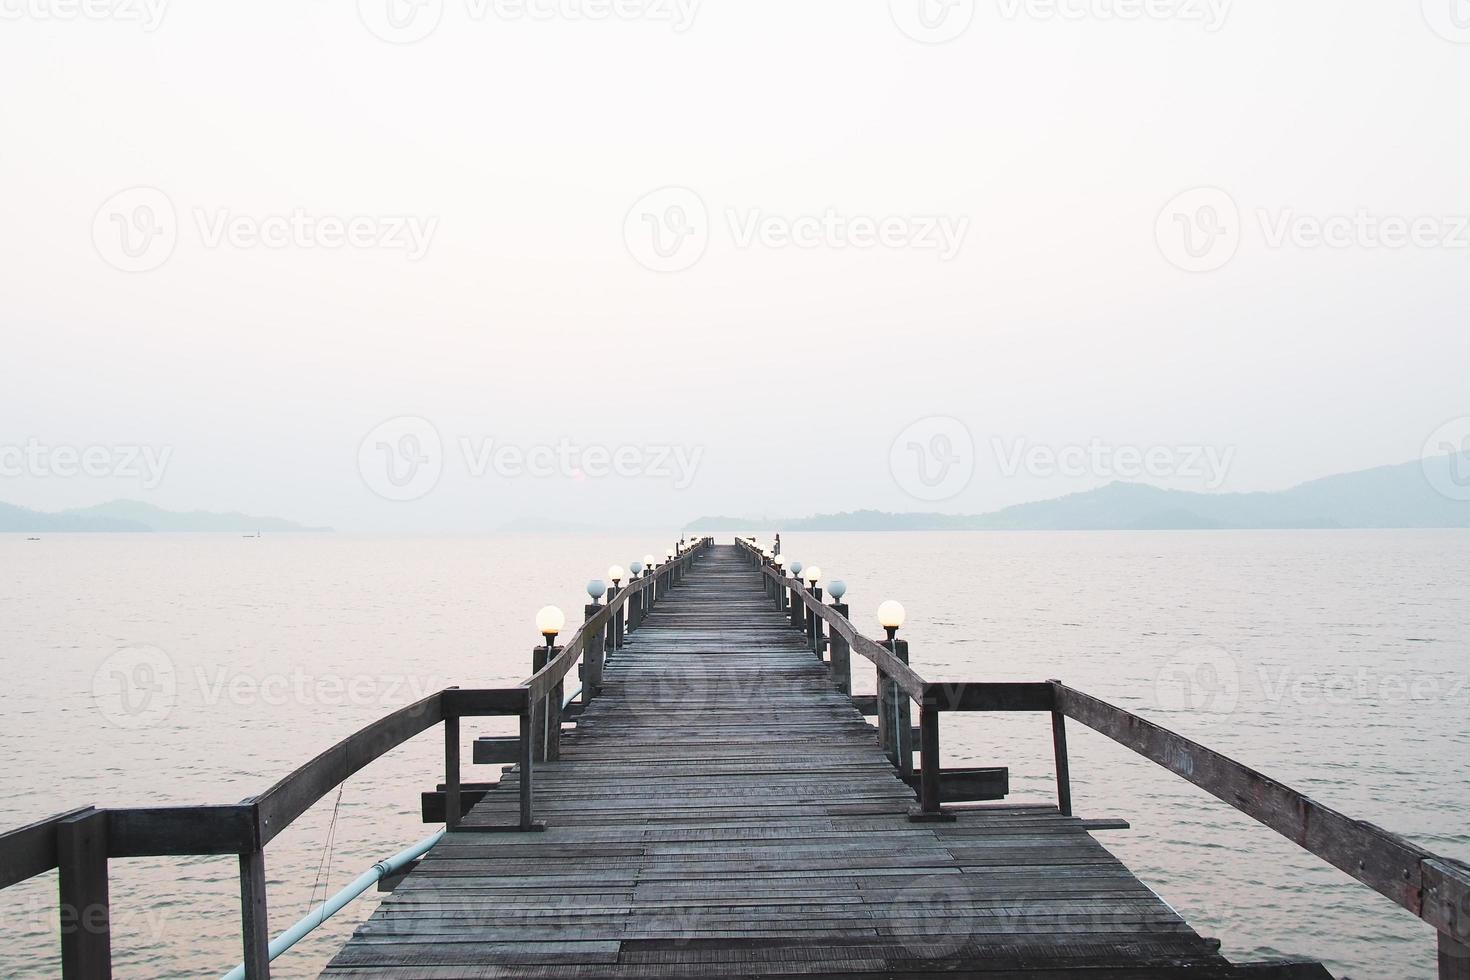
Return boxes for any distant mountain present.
[687,456,1470,532]
[0,501,150,532]
[0,499,330,533]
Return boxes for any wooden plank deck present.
[323,546,1330,979]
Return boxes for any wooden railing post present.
[238,848,270,980]
[444,708,461,831]
[876,664,896,766]
[629,588,641,630]
[809,586,823,655]
[518,703,536,831]
[789,583,802,629]
[531,644,562,761]
[828,602,852,695]
[1048,679,1072,817]
[614,599,625,650]
[57,809,110,980]
[909,698,953,822]
[891,639,913,782]
[583,604,604,700]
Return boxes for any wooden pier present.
[2,539,1468,978]
[324,545,1328,978]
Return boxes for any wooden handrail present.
[755,561,928,700]
[1053,682,1470,949]
[0,686,533,980]
[524,543,705,703]
[0,537,716,980]
[732,535,1470,967]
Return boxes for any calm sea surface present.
[0,530,1466,978]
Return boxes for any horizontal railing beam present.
[1054,681,1470,943]
[0,806,93,889]
[758,564,928,702]
[442,688,528,717]
[923,681,1056,712]
[107,806,259,857]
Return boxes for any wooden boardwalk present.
[323,546,1329,979]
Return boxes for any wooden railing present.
[0,537,712,980]
[734,536,1470,978]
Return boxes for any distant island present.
[0,500,331,533]
[688,456,1470,532]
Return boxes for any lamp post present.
[773,556,786,610]
[787,561,804,630]
[804,566,823,654]
[874,600,910,779]
[584,584,606,701]
[607,567,625,649]
[877,600,906,642]
[826,580,851,694]
[532,605,565,761]
[626,562,644,630]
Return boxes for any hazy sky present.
[3,2,1468,530]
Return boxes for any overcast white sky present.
[2,1,1468,531]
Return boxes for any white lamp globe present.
[630,561,644,576]
[587,580,606,600]
[827,580,847,601]
[536,605,566,639]
[789,560,803,578]
[805,565,822,586]
[643,553,656,568]
[774,555,786,568]
[877,600,906,631]
[666,547,675,559]
[607,565,625,584]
